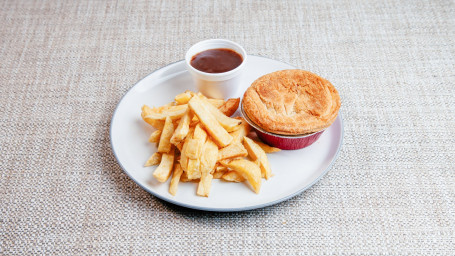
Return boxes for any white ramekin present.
[185,39,247,99]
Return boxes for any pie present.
[242,69,340,135]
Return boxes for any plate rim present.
[110,55,344,212]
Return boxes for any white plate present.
[110,55,343,212]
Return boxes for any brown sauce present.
[190,48,243,73]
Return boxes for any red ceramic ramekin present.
[240,104,325,150]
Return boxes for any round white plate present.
[110,55,343,212]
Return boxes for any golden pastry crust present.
[242,69,340,135]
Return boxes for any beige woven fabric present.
[1,0,454,254]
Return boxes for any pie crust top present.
[242,69,340,135]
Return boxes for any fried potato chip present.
[207,98,226,108]
[213,165,228,179]
[145,104,188,120]
[153,147,175,182]
[180,170,199,182]
[200,139,218,171]
[141,105,165,130]
[197,139,218,197]
[184,124,207,179]
[217,142,248,161]
[179,126,195,171]
[221,159,261,193]
[169,162,183,196]
[193,123,208,141]
[175,91,193,105]
[243,136,272,179]
[252,139,281,153]
[218,158,243,166]
[157,116,175,153]
[197,172,214,197]
[229,117,251,143]
[179,142,189,171]
[170,109,193,145]
[189,118,199,127]
[175,141,184,152]
[221,171,246,182]
[144,152,161,166]
[188,96,232,147]
[187,159,201,180]
[184,138,202,160]
[148,130,162,143]
[143,90,274,197]
[218,98,240,117]
[200,96,241,132]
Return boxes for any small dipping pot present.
[185,39,247,99]
[240,104,325,150]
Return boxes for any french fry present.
[229,117,251,143]
[218,142,248,161]
[180,171,189,182]
[145,104,188,120]
[221,171,246,182]
[144,152,161,166]
[175,141,184,152]
[200,96,242,132]
[143,91,274,197]
[197,139,218,197]
[200,139,218,171]
[170,109,193,145]
[169,163,183,196]
[218,98,240,117]
[148,130,162,143]
[180,141,189,171]
[188,96,232,147]
[153,147,175,182]
[184,138,202,159]
[179,126,195,171]
[187,159,201,180]
[243,137,272,179]
[175,91,193,104]
[197,172,214,197]
[141,105,165,130]
[213,165,228,179]
[184,124,206,179]
[180,170,199,182]
[193,123,207,140]
[189,117,199,127]
[157,116,175,153]
[252,139,281,153]
[221,159,262,193]
[207,98,225,108]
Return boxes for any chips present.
[218,98,240,117]
[218,142,248,161]
[170,109,192,145]
[169,163,183,196]
[243,136,272,179]
[221,170,246,182]
[188,96,233,147]
[221,159,261,193]
[253,139,281,153]
[144,152,161,167]
[145,104,188,120]
[153,146,175,182]
[157,116,174,153]
[197,139,218,197]
[148,130,162,143]
[141,91,279,197]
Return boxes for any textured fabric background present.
[1,0,454,255]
